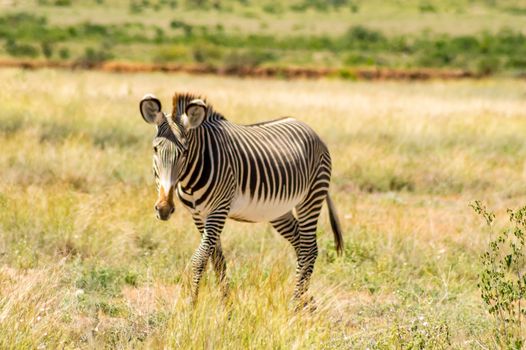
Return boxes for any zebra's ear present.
[183,99,207,129]
[140,94,165,125]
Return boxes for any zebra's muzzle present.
[155,185,175,220]
[155,203,175,221]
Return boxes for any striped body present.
[176,117,329,223]
[140,93,343,305]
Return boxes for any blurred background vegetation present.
[1,0,526,76]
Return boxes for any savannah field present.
[0,68,525,349]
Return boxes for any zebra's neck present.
[177,114,226,193]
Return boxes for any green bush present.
[472,201,526,348]
[342,25,387,50]
[54,0,71,6]
[41,40,53,59]
[4,39,39,58]
[58,47,70,59]
[262,2,284,14]
[170,19,193,37]
[293,0,357,12]
[419,1,436,13]
[192,43,222,64]
[75,46,113,68]
[223,49,276,70]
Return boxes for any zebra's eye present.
[153,146,158,153]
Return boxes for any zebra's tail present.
[326,194,344,256]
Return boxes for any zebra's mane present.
[171,92,226,124]
[156,93,226,142]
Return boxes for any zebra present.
[139,92,343,304]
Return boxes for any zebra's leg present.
[192,213,228,297]
[210,240,229,298]
[190,211,228,304]
[192,213,229,299]
[294,180,329,302]
[191,213,206,235]
[270,211,302,283]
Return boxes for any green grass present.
[1,1,526,74]
[8,0,526,37]
[0,68,525,348]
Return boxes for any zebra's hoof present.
[293,295,317,313]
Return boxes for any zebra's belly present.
[228,192,303,222]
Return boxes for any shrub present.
[192,43,222,64]
[293,0,328,11]
[54,0,71,5]
[0,13,48,42]
[58,47,70,59]
[170,19,193,37]
[75,46,113,68]
[223,49,276,70]
[262,2,284,14]
[472,201,526,348]
[81,22,108,37]
[186,0,207,5]
[41,40,53,59]
[336,68,357,80]
[154,27,165,43]
[508,56,526,70]
[328,0,350,9]
[4,39,39,58]
[293,0,357,12]
[343,25,386,49]
[419,1,436,13]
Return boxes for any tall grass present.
[0,69,525,347]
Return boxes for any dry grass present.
[0,68,526,348]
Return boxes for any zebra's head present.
[140,93,207,221]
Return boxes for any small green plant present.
[390,317,451,349]
[471,201,526,349]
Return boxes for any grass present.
[1,1,526,74]
[0,68,526,348]
[7,0,526,37]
